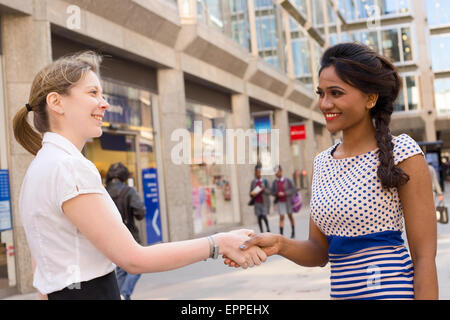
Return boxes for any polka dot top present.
[310,134,424,238]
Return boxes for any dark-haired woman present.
[230,43,438,300]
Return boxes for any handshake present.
[212,229,281,269]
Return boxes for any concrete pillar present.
[1,5,52,293]
[412,0,436,142]
[274,109,294,179]
[156,68,193,241]
[302,119,316,203]
[230,93,253,226]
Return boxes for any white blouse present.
[19,132,122,294]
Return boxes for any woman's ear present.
[366,93,379,110]
[46,92,65,115]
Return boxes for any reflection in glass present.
[186,103,239,233]
[394,88,405,112]
[401,27,412,61]
[292,38,312,84]
[406,76,418,111]
[381,29,400,62]
[361,31,379,52]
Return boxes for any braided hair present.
[319,43,409,190]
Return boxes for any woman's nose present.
[100,96,110,110]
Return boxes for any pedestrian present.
[271,165,296,239]
[230,43,438,300]
[428,161,444,203]
[13,51,267,300]
[250,164,271,233]
[105,162,145,300]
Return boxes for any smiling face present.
[316,66,377,135]
[49,70,110,147]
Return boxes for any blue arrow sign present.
[142,168,162,245]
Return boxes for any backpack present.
[112,186,130,225]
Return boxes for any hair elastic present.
[25,103,32,113]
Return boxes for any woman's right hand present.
[223,233,283,268]
[215,229,268,269]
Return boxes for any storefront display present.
[187,103,239,234]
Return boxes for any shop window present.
[187,103,240,234]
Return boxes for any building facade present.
[0,0,447,297]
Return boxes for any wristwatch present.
[207,236,219,259]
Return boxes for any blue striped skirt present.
[329,245,414,300]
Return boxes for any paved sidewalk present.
[5,181,450,300]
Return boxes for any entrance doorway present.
[84,128,158,244]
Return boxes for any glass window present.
[381,29,400,62]
[341,31,359,43]
[340,0,410,22]
[434,78,450,116]
[406,76,418,111]
[230,0,246,12]
[401,27,413,61]
[254,0,274,10]
[255,16,277,50]
[329,33,339,46]
[312,0,325,37]
[292,38,312,77]
[186,103,240,233]
[293,0,308,17]
[232,20,250,50]
[357,0,376,19]
[361,30,379,52]
[427,0,450,26]
[394,87,406,112]
[431,34,450,71]
[327,0,337,24]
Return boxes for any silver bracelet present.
[207,236,219,259]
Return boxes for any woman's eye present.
[331,90,343,96]
[315,90,324,97]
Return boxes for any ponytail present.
[12,105,43,155]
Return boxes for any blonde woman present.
[13,51,266,300]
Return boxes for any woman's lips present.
[324,113,341,121]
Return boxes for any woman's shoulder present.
[314,143,337,164]
[392,133,424,165]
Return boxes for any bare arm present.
[62,194,266,274]
[398,154,438,300]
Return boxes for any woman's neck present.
[340,118,378,156]
[51,128,86,152]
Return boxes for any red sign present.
[290,125,306,141]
